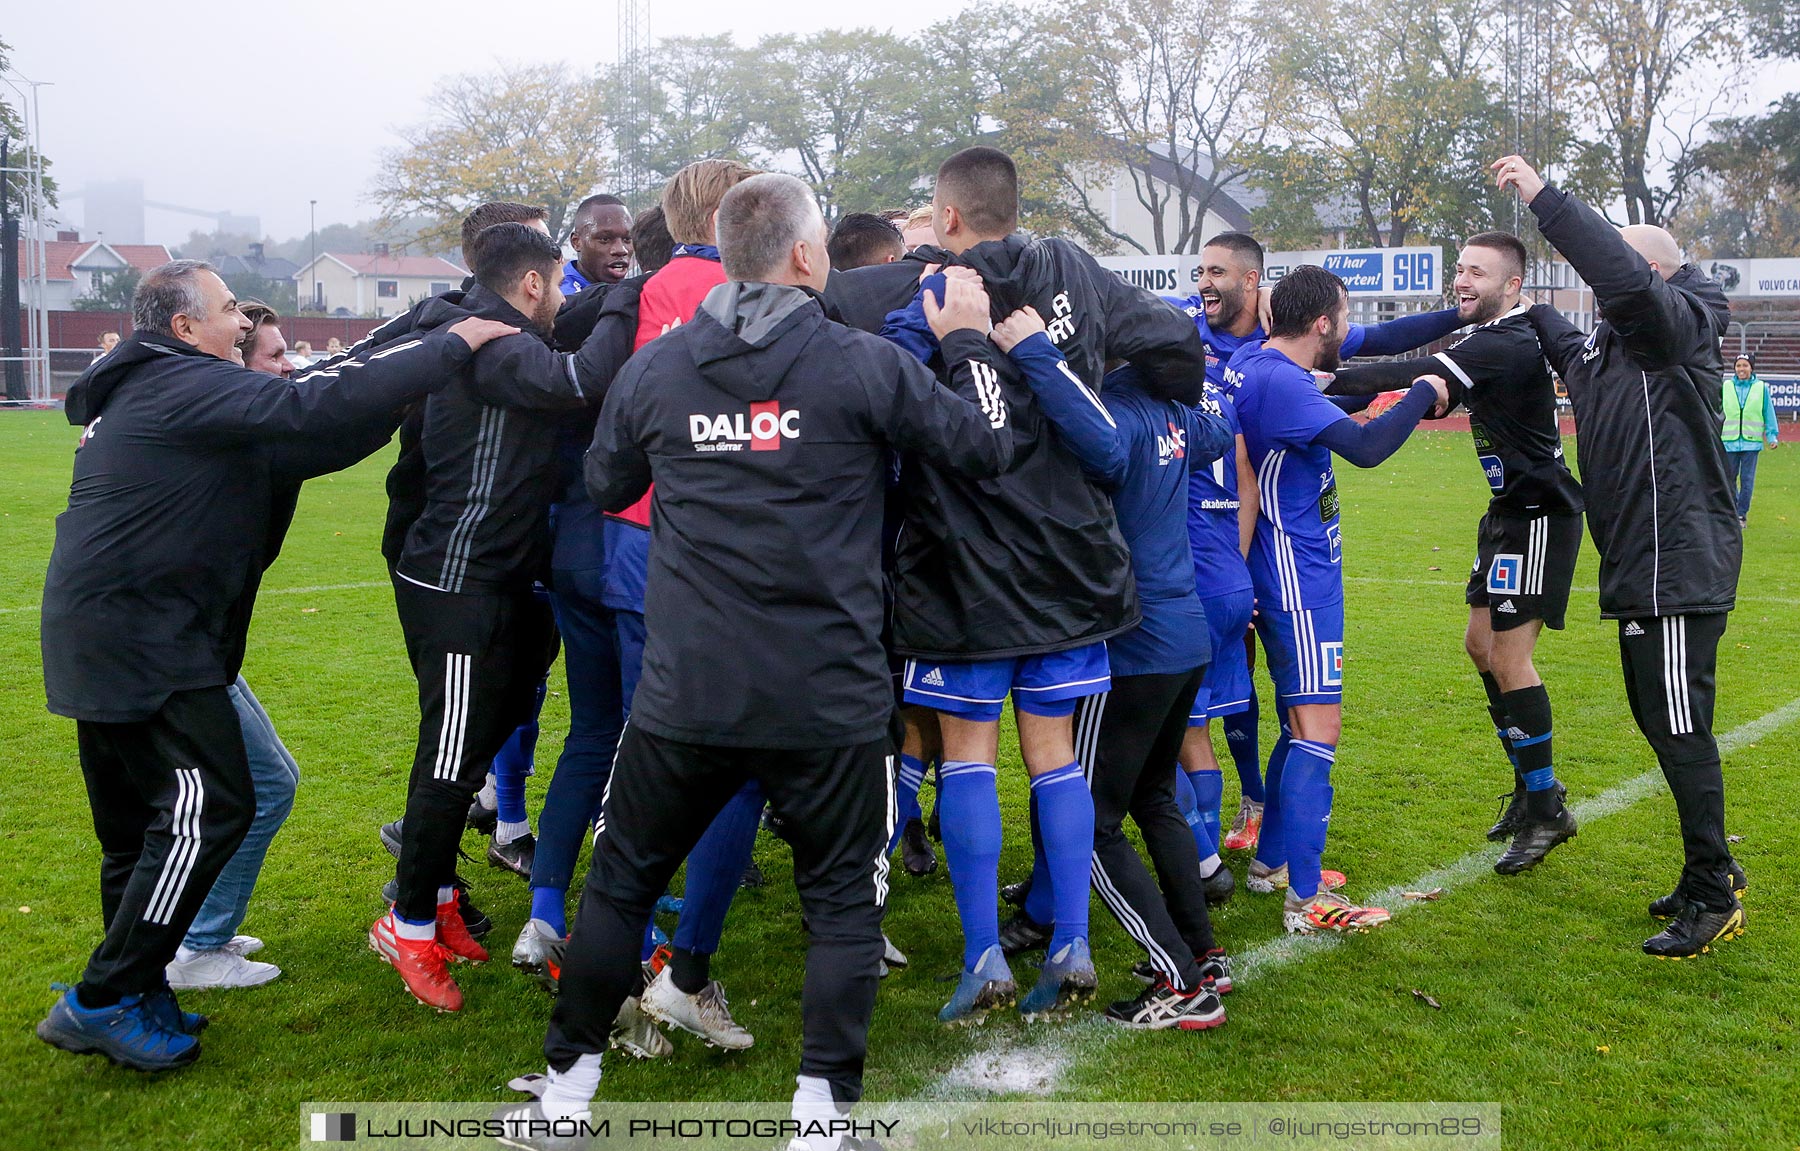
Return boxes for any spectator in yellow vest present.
[1722,354,1779,526]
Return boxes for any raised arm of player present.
[1497,154,1708,373]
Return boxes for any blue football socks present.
[1031,762,1094,953]
[1281,739,1337,900]
[939,760,1003,969]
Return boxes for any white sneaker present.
[638,966,753,1049]
[166,947,281,989]
[223,935,264,956]
[609,996,673,1060]
[880,933,908,978]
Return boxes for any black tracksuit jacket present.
[1524,185,1740,619]
[885,233,1209,660]
[393,285,604,595]
[585,283,1014,749]
[43,331,466,722]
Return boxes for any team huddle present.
[35,141,1747,1149]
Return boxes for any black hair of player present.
[1203,231,1265,272]
[828,212,905,271]
[936,146,1019,236]
[1464,231,1528,282]
[575,193,627,216]
[472,222,563,294]
[1268,265,1346,339]
[630,204,675,274]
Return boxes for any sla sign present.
[1265,248,1441,296]
[1098,247,1442,297]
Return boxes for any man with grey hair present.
[1496,156,1746,960]
[36,260,514,1071]
[501,173,1013,1151]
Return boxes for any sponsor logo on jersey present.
[920,667,946,688]
[1623,620,1646,637]
[1479,453,1505,491]
[1318,477,1340,523]
[78,416,102,447]
[1322,641,1344,687]
[1045,291,1077,344]
[1580,330,1600,364]
[688,401,800,453]
[1496,599,1518,614]
[1157,421,1187,466]
[1199,498,1240,511]
[1488,553,1523,595]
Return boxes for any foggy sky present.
[7,0,1797,247]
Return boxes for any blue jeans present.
[1725,449,1760,520]
[534,571,626,892]
[182,677,298,950]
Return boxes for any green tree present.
[743,29,951,218]
[1553,0,1744,225]
[611,35,759,201]
[1682,95,1800,257]
[372,62,612,249]
[0,37,58,219]
[1268,0,1512,248]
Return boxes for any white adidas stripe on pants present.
[144,767,204,925]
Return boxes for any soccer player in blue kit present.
[1169,234,1466,859]
[1228,265,1450,934]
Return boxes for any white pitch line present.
[918,693,1800,1101]
[0,579,388,616]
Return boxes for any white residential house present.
[12,235,174,310]
[291,247,468,318]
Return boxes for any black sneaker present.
[1487,782,1565,842]
[1485,787,1524,842]
[380,819,404,860]
[997,910,1053,956]
[1203,865,1236,905]
[467,799,499,836]
[1105,979,1225,1030]
[1196,948,1234,994]
[1643,896,1745,959]
[488,833,536,880]
[739,860,765,889]
[1000,878,1032,908]
[1649,858,1749,919]
[1494,806,1578,874]
[900,818,936,876]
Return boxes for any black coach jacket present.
[824,243,953,334]
[585,281,1013,749]
[1525,185,1740,619]
[43,331,465,723]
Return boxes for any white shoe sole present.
[638,989,753,1050]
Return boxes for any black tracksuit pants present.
[75,687,256,999]
[1074,667,1215,991]
[392,577,557,922]
[1617,612,1735,910]
[546,726,893,1103]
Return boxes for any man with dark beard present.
[1226,266,1448,937]
[1326,232,1585,873]
[371,223,599,1014]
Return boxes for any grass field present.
[3,409,1798,1150]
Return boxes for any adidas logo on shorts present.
[1623,620,1645,636]
[920,667,946,688]
[1496,600,1518,614]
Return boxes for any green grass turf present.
[2,410,1797,1149]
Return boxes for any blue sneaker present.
[655,894,685,916]
[937,944,1016,1026]
[144,985,208,1035]
[36,988,200,1071]
[1018,938,1097,1019]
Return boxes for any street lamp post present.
[309,199,317,312]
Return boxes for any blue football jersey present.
[1169,295,1383,400]
[1186,384,1252,598]
[1230,345,1352,611]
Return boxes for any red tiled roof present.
[12,240,174,281]
[315,253,468,278]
